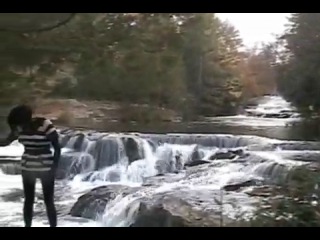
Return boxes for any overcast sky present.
[216,13,291,48]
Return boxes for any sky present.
[216,13,291,48]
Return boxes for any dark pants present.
[22,170,57,227]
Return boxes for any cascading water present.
[0,96,317,227]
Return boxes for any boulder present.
[245,186,274,197]
[70,185,140,220]
[209,148,246,161]
[190,146,201,162]
[130,198,217,227]
[73,133,87,151]
[209,151,237,160]
[124,137,143,164]
[130,188,248,227]
[143,173,186,187]
[92,137,122,169]
[223,180,258,192]
[185,160,212,167]
[70,182,256,227]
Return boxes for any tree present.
[276,13,320,113]
[0,13,251,119]
[230,40,281,102]
[0,13,76,32]
[178,14,244,116]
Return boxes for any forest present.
[0,13,278,120]
[0,13,319,119]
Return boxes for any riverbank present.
[33,98,182,125]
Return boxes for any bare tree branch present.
[0,13,77,33]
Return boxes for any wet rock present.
[155,159,175,175]
[244,185,286,200]
[59,128,73,135]
[0,163,21,175]
[190,146,201,162]
[73,133,86,151]
[130,196,220,227]
[81,172,94,181]
[106,170,121,182]
[124,137,143,164]
[275,151,320,163]
[209,151,236,160]
[229,148,245,156]
[83,169,121,182]
[129,188,250,227]
[249,141,320,151]
[56,152,95,180]
[245,186,274,197]
[147,139,157,152]
[174,153,184,171]
[185,160,212,167]
[307,162,320,172]
[155,149,176,175]
[208,148,247,161]
[143,173,186,187]
[223,180,258,191]
[260,111,294,119]
[130,199,192,227]
[59,134,71,148]
[145,134,266,148]
[92,137,122,169]
[70,185,140,220]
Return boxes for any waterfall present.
[0,96,316,227]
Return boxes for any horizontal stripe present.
[20,166,51,172]
[19,135,47,140]
[43,160,54,165]
[22,154,53,159]
[19,138,50,143]
[25,150,52,156]
[20,141,51,146]
[24,161,53,167]
[22,159,54,163]
[22,156,43,161]
[24,162,43,166]
[24,153,52,157]
[25,146,52,150]
[19,130,46,136]
[22,159,53,164]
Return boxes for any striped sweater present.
[18,117,57,172]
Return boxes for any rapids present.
[0,96,316,227]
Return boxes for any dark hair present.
[7,105,33,128]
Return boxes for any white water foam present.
[0,96,314,227]
[0,140,24,158]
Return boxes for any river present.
[0,95,319,227]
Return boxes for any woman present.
[0,105,61,227]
